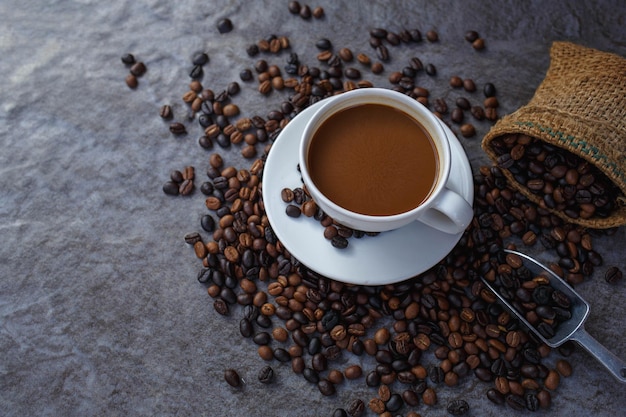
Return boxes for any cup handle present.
[417,188,473,234]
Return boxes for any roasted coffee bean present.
[299,4,311,19]
[471,106,485,120]
[273,347,290,362]
[463,79,476,92]
[605,266,623,283]
[506,394,526,410]
[159,104,173,119]
[455,97,471,110]
[130,61,146,77]
[318,379,335,396]
[285,204,301,218]
[460,124,476,138]
[217,18,233,33]
[213,298,229,315]
[484,82,496,97]
[525,392,539,411]
[239,68,253,81]
[434,98,448,114]
[162,181,180,196]
[201,214,216,232]
[422,387,437,406]
[426,30,439,42]
[386,394,404,412]
[224,369,241,387]
[344,67,361,79]
[184,232,202,245]
[121,53,136,65]
[556,359,573,377]
[376,45,389,62]
[402,389,420,407]
[125,74,138,89]
[346,399,365,417]
[486,388,505,405]
[332,409,348,417]
[370,27,388,38]
[429,365,445,383]
[472,38,485,50]
[169,122,187,135]
[257,365,275,384]
[425,63,437,76]
[287,1,301,13]
[450,75,463,88]
[465,30,479,42]
[239,318,253,338]
[189,65,203,79]
[331,236,349,249]
[365,370,380,387]
[447,399,470,415]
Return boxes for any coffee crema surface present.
[307,103,439,216]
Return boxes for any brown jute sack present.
[482,41,626,228]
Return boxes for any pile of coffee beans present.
[120,53,146,89]
[149,13,623,416]
[281,183,379,249]
[162,166,195,196]
[288,2,325,20]
[181,149,603,414]
[483,251,574,341]
[489,133,624,221]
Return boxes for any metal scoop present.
[481,249,626,382]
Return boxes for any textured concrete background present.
[1,1,625,416]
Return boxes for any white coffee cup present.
[299,88,473,234]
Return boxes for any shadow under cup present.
[300,88,471,234]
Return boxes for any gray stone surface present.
[1,0,625,416]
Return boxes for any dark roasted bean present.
[258,365,275,384]
[224,369,241,387]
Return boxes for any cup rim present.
[299,88,452,225]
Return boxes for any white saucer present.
[262,98,474,285]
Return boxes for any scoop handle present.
[571,327,626,383]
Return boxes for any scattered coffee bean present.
[159,104,173,119]
[483,82,497,97]
[447,399,470,415]
[258,365,275,384]
[121,53,135,65]
[189,65,203,79]
[192,52,209,66]
[217,18,233,34]
[463,79,476,92]
[288,1,301,14]
[426,30,439,42]
[125,74,138,89]
[162,181,179,196]
[169,122,187,135]
[224,368,241,387]
[312,6,325,19]
[605,266,623,283]
[346,398,364,417]
[130,61,146,77]
[460,123,476,138]
[464,30,479,42]
[451,108,464,124]
[472,38,485,50]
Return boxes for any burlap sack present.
[482,41,626,228]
